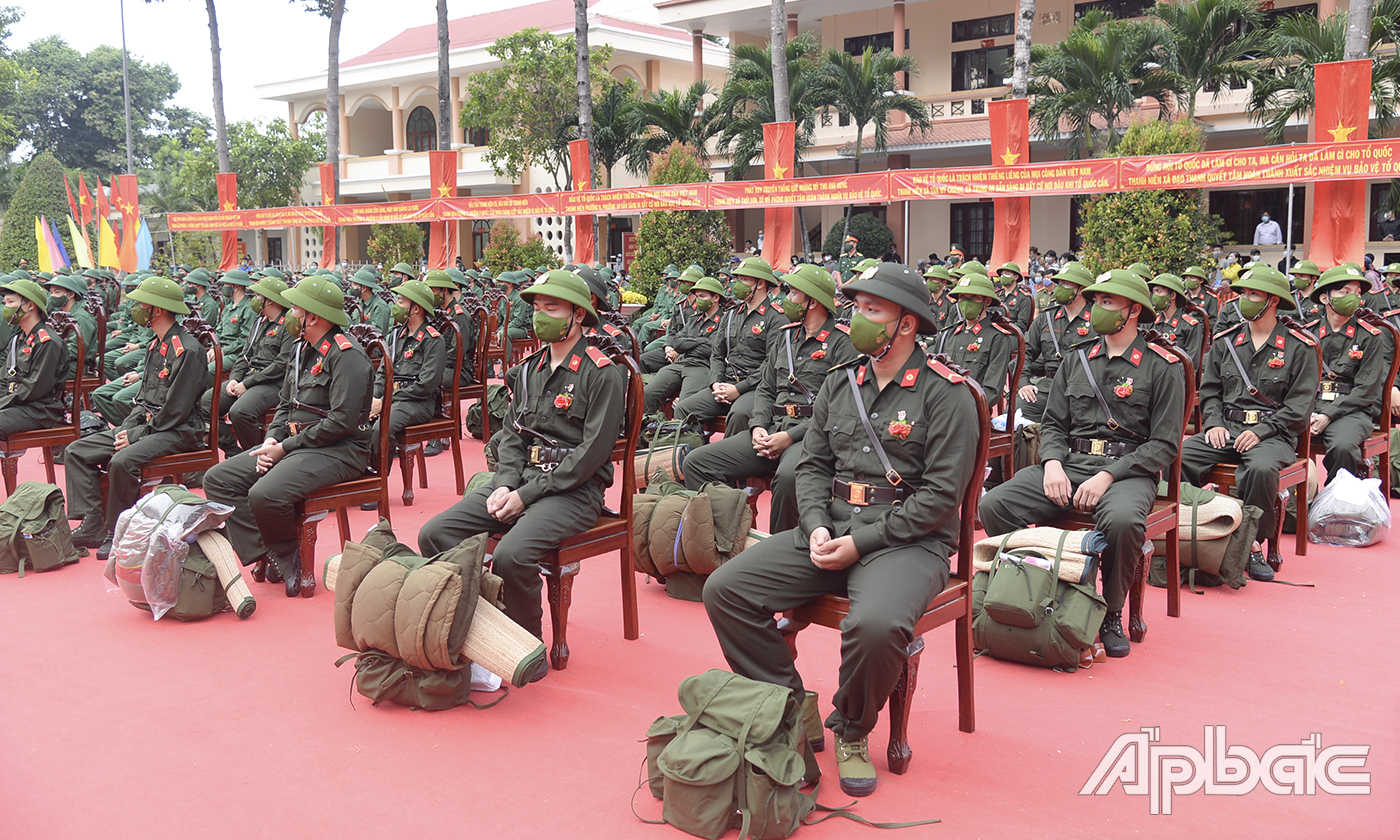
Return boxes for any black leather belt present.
[779,403,813,418]
[1070,438,1138,458]
[1318,380,1353,401]
[832,478,911,507]
[529,444,575,471]
[1225,409,1273,424]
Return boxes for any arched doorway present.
[406,106,437,152]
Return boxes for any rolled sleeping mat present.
[197,531,256,619]
[323,553,546,688]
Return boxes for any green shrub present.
[366,223,425,275]
[822,213,893,264]
[481,222,562,273]
[0,153,76,270]
[631,142,729,302]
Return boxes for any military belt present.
[832,478,911,507]
[1070,438,1138,459]
[1317,380,1353,401]
[779,403,813,418]
[529,444,575,471]
[1225,408,1273,424]
[287,421,317,435]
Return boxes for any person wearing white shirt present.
[1253,212,1283,245]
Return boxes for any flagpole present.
[120,0,135,175]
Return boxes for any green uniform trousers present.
[637,318,667,346]
[65,427,201,526]
[674,385,758,428]
[703,531,949,741]
[1017,377,1053,424]
[682,432,804,533]
[1318,412,1373,485]
[417,481,604,640]
[201,382,281,455]
[93,380,140,427]
[369,397,436,467]
[106,348,144,377]
[644,362,711,415]
[640,340,669,374]
[978,463,1156,613]
[0,403,65,439]
[1180,434,1298,541]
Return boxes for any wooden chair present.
[1043,333,1196,639]
[777,356,990,774]
[75,289,107,412]
[985,311,1025,479]
[291,326,392,598]
[1323,308,1400,497]
[395,315,465,505]
[1,312,85,493]
[1204,314,1321,567]
[458,304,496,442]
[130,315,224,490]
[481,291,511,381]
[488,334,646,670]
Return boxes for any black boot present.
[1247,551,1275,582]
[1100,611,1130,658]
[424,438,446,457]
[72,515,106,549]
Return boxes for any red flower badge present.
[1077,326,1090,336]
[751,324,764,335]
[311,362,323,375]
[554,393,573,409]
[1113,377,1134,398]
[811,349,826,360]
[967,341,981,352]
[887,410,913,440]
[158,368,169,379]
[404,349,414,359]
[1267,354,1285,369]
[1349,347,1364,360]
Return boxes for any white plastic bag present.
[1308,469,1390,548]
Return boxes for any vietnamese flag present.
[77,173,94,227]
[1310,60,1371,267]
[761,121,795,272]
[94,175,110,224]
[216,173,239,271]
[63,174,80,224]
[427,149,458,270]
[988,99,1030,273]
[318,163,337,270]
[568,138,595,265]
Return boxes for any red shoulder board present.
[426,325,440,338]
[816,329,830,342]
[1361,320,1382,335]
[835,323,850,334]
[993,321,1014,336]
[927,358,965,382]
[900,368,919,388]
[36,328,50,343]
[586,346,612,367]
[1088,343,1102,359]
[1128,348,1143,367]
[1181,313,1198,326]
[149,338,159,352]
[335,334,353,351]
[1288,328,1317,347]
[602,322,621,336]
[568,354,581,372]
[1150,344,1179,363]
[170,336,184,356]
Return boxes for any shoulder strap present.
[1075,349,1147,443]
[844,368,903,486]
[1046,311,1063,358]
[1219,334,1281,408]
[784,330,817,405]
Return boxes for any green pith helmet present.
[679,265,705,285]
[690,276,727,298]
[283,275,350,326]
[121,274,142,288]
[922,264,952,282]
[261,267,286,280]
[784,263,839,314]
[959,260,988,276]
[1311,265,1369,303]
[221,269,254,287]
[423,269,455,291]
[82,268,104,283]
[127,276,192,315]
[389,262,416,279]
[1127,262,1152,278]
[520,267,539,281]
[842,263,940,333]
[351,268,382,291]
[733,255,774,283]
[1182,265,1210,281]
[570,265,611,311]
[446,267,470,288]
[662,264,680,279]
[1149,272,1187,299]
[2,278,50,315]
[1382,262,1400,275]
[853,257,880,274]
[1053,261,1093,286]
[248,277,291,309]
[1081,269,1155,312]
[36,271,53,282]
[519,269,598,326]
[947,271,1000,301]
[46,275,88,298]
[1291,260,1321,278]
[1231,265,1296,311]
[997,261,1023,279]
[394,279,436,313]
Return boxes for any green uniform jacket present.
[444,300,477,386]
[997,284,1035,332]
[1211,292,1244,332]
[749,316,857,442]
[0,321,68,413]
[506,290,533,336]
[1291,291,1323,329]
[665,301,721,366]
[794,347,980,563]
[123,323,206,445]
[58,305,98,382]
[494,336,627,507]
[361,294,393,336]
[375,321,447,402]
[1022,304,1094,387]
[1039,334,1185,483]
[194,292,221,328]
[937,315,1017,407]
[215,294,255,363]
[835,252,864,280]
[1315,316,1393,423]
[586,320,633,354]
[230,313,293,388]
[1200,321,1320,448]
[708,300,786,393]
[270,327,374,453]
[1153,309,1205,369]
[1365,287,1400,329]
[925,292,960,335]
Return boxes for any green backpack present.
[466,383,511,440]
[129,540,229,621]
[0,481,80,577]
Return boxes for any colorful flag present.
[988,98,1030,272]
[67,215,94,269]
[49,218,72,268]
[568,138,595,265]
[216,173,239,271]
[94,175,111,224]
[136,219,154,271]
[64,174,80,223]
[761,122,796,271]
[98,216,121,270]
[1310,60,1371,267]
[35,217,54,273]
[77,173,94,227]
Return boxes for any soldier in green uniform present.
[203,276,295,455]
[1307,265,1393,484]
[43,275,97,383]
[575,265,633,354]
[203,277,375,595]
[348,269,393,335]
[1181,265,1214,325]
[212,268,255,371]
[1365,262,1400,330]
[423,269,472,386]
[1149,273,1206,368]
[936,271,1018,409]
[417,271,627,651]
[643,275,723,415]
[703,262,981,796]
[923,265,958,333]
[365,279,446,484]
[1180,266,1319,580]
[387,262,416,286]
[833,234,863,282]
[1288,260,1323,328]
[635,264,681,347]
[1017,263,1094,423]
[104,274,155,378]
[682,264,857,532]
[0,279,69,438]
[67,277,206,558]
[184,268,222,326]
[675,256,785,426]
[980,270,1186,658]
[995,262,1035,332]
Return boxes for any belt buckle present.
[529,445,542,465]
[1320,381,1335,393]
[848,482,870,506]
[1090,439,1107,456]
[1320,391,1336,401]
[785,404,798,417]
[1243,410,1260,424]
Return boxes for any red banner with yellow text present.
[216,173,238,271]
[708,172,889,209]
[428,150,458,270]
[1310,60,1372,267]
[988,99,1030,273]
[318,163,337,270]
[569,139,595,265]
[761,122,796,271]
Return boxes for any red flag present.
[318,163,337,270]
[568,139,595,265]
[428,150,458,270]
[76,173,93,228]
[119,174,139,220]
[1310,60,1371,267]
[116,174,140,272]
[94,175,111,224]
[108,175,125,241]
[63,174,80,224]
[761,122,796,271]
[988,98,1030,272]
[216,173,239,271]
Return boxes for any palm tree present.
[591,78,640,260]
[625,81,721,176]
[820,46,932,243]
[1245,0,1400,144]
[1152,0,1265,118]
[770,0,790,123]
[438,0,451,150]
[575,0,596,257]
[1010,0,1036,98]
[301,0,346,260]
[1026,10,1184,159]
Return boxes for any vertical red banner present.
[569,138,595,265]
[318,163,337,270]
[216,173,239,271]
[428,150,459,270]
[762,122,796,271]
[118,174,139,272]
[988,99,1030,272]
[1310,60,1371,267]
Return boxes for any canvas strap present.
[1075,349,1147,443]
[1219,333,1281,408]
[844,368,902,486]
[784,330,817,405]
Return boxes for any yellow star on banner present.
[79,193,90,207]
[576,179,589,191]
[1000,149,1021,165]
[322,191,333,205]
[437,185,452,197]
[772,162,788,179]
[1328,121,1356,142]
[221,201,236,211]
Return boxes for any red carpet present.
[1,443,1395,840]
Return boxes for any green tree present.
[481,223,562,272]
[0,153,75,270]
[592,78,640,189]
[625,82,722,175]
[820,46,931,243]
[1151,0,1265,118]
[0,6,25,160]
[366,223,424,271]
[821,213,893,266]
[1027,10,1185,159]
[1076,118,1229,276]
[630,142,730,302]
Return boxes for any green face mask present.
[957,298,984,321]
[533,310,570,342]
[781,296,804,322]
[927,279,944,295]
[1090,304,1128,335]
[1151,294,1171,312]
[284,313,302,338]
[2,305,20,325]
[250,296,264,314]
[433,290,446,308]
[1329,293,1361,317]
[1183,278,1201,292]
[48,295,67,312]
[849,311,895,357]
[999,274,1019,289]
[730,279,752,300]
[1389,274,1400,289]
[695,297,714,312]
[131,305,151,327]
[1052,284,1077,305]
[392,304,409,325]
[1238,297,1269,321]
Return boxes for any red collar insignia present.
[1129,348,1142,367]
[1235,332,1247,346]
[1275,335,1286,350]
[568,354,581,372]
[971,322,982,335]
[1088,342,1102,358]
[159,342,168,356]
[1345,325,1355,338]
[320,339,332,355]
[757,304,767,314]
[816,329,830,342]
[856,365,866,385]
[900,368,919,388]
